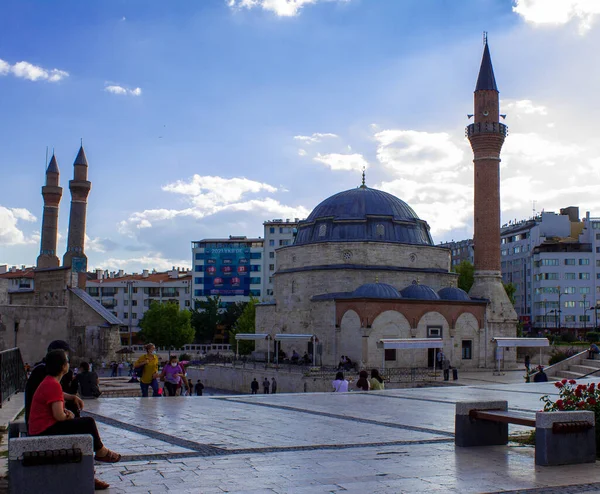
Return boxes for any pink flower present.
[555,382,563,388]
[575,389,583,398]
[588,398,597,406]
[556,400,565,410]
[569,379,577,385]
[561,379,568,385]
[589,384,596,392]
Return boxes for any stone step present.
[568,365,600,376]
[581,358,600,368]
[553,370,583,379]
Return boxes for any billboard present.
[203,247,251,296]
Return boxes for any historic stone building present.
[0,146,122,364]
[255,40,517,370]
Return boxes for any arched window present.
[318,224,327,237]
[376,224,384,237]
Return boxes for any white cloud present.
[0,59,69,82]
[294,132,338,143]
[298,148,307,156]
[91,254,191,273]
[513,0,600,34]
[105,85,142,96]
[503,99,548,116]
[503,132,581,166]
[118,174,307,235]
[228,0,349,17]
[313,152,369,171]
[0,206,37,246]
[375,129,464,178]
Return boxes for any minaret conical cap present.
[46,154,59,174]
[475,41,498,92]
[74,145,88,166]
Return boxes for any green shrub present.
[560,332,577,343]
[548,347,578,366]
[178,353,192,362]
[586,332,600,343]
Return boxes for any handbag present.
[134,364,145,378]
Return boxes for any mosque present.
[255,40,518,370]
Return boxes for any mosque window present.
[376,224,384,237]
[384,349,396,361]
[318,224,327,237]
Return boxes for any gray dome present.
[353,283,401,299]
[400,284,440,300]
[438,287,471,301]
[294,186,433,246]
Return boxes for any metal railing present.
[465,122,508,138]
[0,348,27,407]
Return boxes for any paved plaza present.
[78,380,600,493]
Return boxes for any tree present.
[229,297,258,355]
[454,260,475,292]
[191,295,221,343]
[503,282,517,306]
[138,301,194,355]
[221,301,247,333]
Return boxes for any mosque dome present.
[294,186,433,246]
[438,287,471,301]
[352,283,402,299]
[400,283,440,300]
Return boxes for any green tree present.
[191,295,221,343]
[229,297,258,355]
[503,282,517,306]
[138,301,194,356]
[453,260,475,292]
[221,301,247,333]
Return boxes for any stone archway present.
[416,311,450,368]
[368,310,411,368]
[338,309,362,366]
[455,312,480,369]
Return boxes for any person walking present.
[369,369,385,391]
[332,372,349,392]
[134,343,160,397]
[161,355,184,397]
[263,377,270,394]
[442,357,451,381]
[195,380,205,396]
[271,377,277,394]
[436,351,444,369]
[251,378,259,394]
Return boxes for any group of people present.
[133,343,205,397]
[337,355,355,371]
[332,369,385,392]
[25,340,121,490]
[250,377,277,394]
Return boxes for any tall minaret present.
[466,37,517,363]
[37,154,63,269]
[63,145,91,272]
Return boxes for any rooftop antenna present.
[532,200,537,218]
[80,137,83,147]
[483,31,488,45]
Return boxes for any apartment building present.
[191,236,264,307]
[0,265,35,292]
[262,219,298,299]
[86,268,192,344]
[438,239,474,268]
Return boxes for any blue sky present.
[2,0,600,272]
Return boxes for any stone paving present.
[80,379,600,493]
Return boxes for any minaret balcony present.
[465,122,508,138]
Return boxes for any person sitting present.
[533,365,548,382]
[301,352,311,365]
[332,372,349,392]
[76,362,101,398]
[344,356,353,371]
[28,349,121,490]
[291,350,300,363]
[337,355,347,370]
[589,343,600,359]
[356,370,370,391]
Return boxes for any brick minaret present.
[466,39,517,365]
[37,154,63,269]
[63,145,91,273]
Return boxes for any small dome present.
[438,287,471,301]
[400,284,440,300]
[353,283,401,299]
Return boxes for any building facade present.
[192,236,264,307]
[0,266,35,293]
[438,239,474,268]
[86,268,192,344]
[262,219,299,299]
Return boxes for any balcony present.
[465,122,508,138]
[101,299,116,309]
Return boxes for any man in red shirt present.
[29,349,122,490]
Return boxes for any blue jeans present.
[140,379,159,397]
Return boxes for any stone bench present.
[8,420,94,494]
[455,400,596,466]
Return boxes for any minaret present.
[36,154,63,269]
[63,145,91,272]
[466,37,517,362]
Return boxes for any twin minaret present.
[36,146,91,273]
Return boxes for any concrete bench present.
[455,400,596,466]
[8,420,94,494]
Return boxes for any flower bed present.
[542,379,600,453]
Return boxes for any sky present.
[2,0,600,273]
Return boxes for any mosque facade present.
[255,40,518,370]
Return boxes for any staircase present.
[550,352,600,380]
